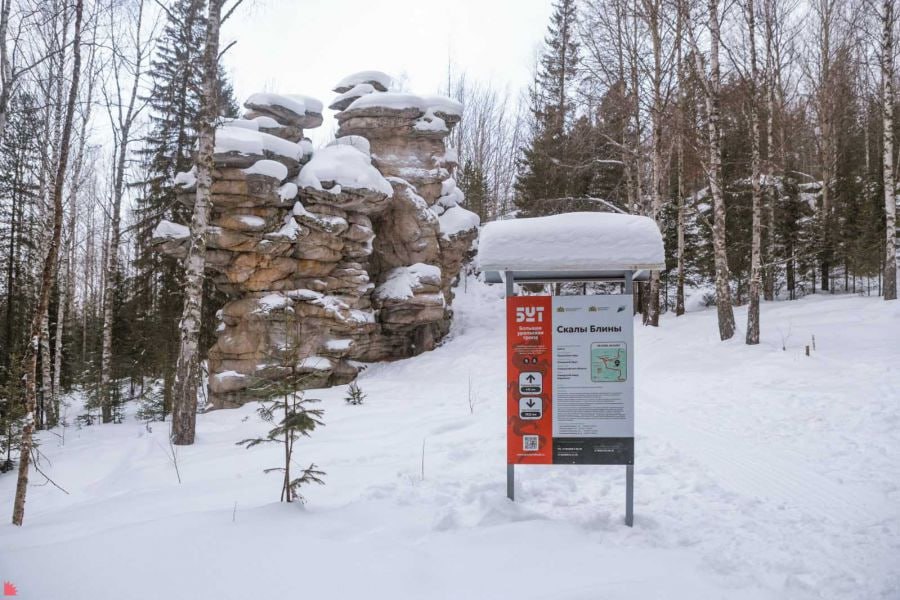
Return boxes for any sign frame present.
[505,269,636,527]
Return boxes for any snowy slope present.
[1,281,898,600]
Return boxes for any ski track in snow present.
[1,281,898,600]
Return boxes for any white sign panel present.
[551,294,634,464]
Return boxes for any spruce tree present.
[0,93,41,378]
[515,0,587,217]
[457,161,489,222]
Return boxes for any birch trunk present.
[171,0,223,445]
[645,0,665,327]
[54,48,94,421]
[676,0,686,316]
[763,0,777,301]
[39,309,52,428]
[883,0,897,300]
[51,218,68,428]
[814,0,835,293]
[12,0,83,526]
[629,1,645,316]
[746,0,762,344]
[100,0,146,424]
[707,0,736,339]
[0,0,12,139]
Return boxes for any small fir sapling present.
[237,309,325,503]
[344,382,366,405]
[237,378,325,503]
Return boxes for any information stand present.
[503,270,637,526]
[478,211,665,528]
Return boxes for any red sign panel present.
[506,295,553,464]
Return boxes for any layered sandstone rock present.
[152,72,478,408]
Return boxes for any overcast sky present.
[221,0,553,144]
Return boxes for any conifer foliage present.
[344,382,366,406]
[238,376,326,503]
[515,0,586,218]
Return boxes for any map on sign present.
[590,342,627,382]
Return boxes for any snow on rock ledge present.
[478,212,665,272]
[345,93,462,120]
[333,70,393,94]
[152,220,189,240]
[438,205,480,239]
[298,144,393,200]
[374,263,443,301]
[373,264,446,330]
[242,159,288,181]
[244,92,324,129]
[215,125,311,173]
[329,83,376,111]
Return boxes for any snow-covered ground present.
[2,280,898,600]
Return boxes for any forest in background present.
[0,0,897,520]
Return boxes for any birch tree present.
[12,0,83,526]
[689,0,737,339]
[882,0,897,300]
[99,0,152,423]
[675,0,687,316]
[171,0,241,445]
[639,0,675,326]
[745,0,764,343]
[806,0,843,292]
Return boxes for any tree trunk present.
[763,0,778,301]
[645,0,665,327]
[0,0,12,140]
[39,309,52,428]
[172,0,223,445]
[675,0,686,317]
[12,0,83,527]
[51,242,67,428]
[816,0,835,293]
[883,0,897,300]
[706,0,736,340]
[746,0,762,345]
[99,0,146,423]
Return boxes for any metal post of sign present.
[505,270,516,502]
[624,270,634,527]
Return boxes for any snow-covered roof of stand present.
[477,212,665,272]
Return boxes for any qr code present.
[523,435,539,452]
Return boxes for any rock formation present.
[152,72,479,408]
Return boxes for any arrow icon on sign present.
[526,399,535,408]
[526,375,536,383]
